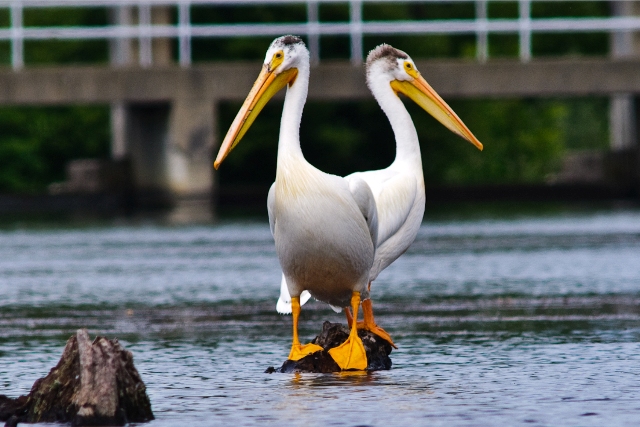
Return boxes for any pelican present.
[278,44,483,346]
[214,35,377,370]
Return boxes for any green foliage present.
[0,7,110,194]
[217,101,280,186]
[219,96,606,187]
[0,107,110,193]
[561,98,609,150]
[218,99,395,185]
[420,99,566,185]
[0,136,45,193]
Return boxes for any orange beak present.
[214,66,298,169]
[391,74,483,151]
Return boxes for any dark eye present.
[406,63,412,69]
[275,52,283,59]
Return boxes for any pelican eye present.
[270,51,285,70]
[405,62,413,70]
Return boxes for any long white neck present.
[276,62,310,168]
[367,71,422,170]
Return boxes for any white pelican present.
[214,35,377,370]
[278,44,483,346]
[343,44,484,343]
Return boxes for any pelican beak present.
[214,65,298,169]
[391,74,483,151]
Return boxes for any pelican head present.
[366,44,483,151]
[214,35,309,169]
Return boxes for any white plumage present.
[215,35,378,368]
[277,45,483,325]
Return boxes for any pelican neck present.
[368,74,423,169]
[276,65,309,165]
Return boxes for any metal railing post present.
[307,1,320,65]
[349,0,363,66]
[178,1,192,68]
[138,2,153,67]
[519,0,531,62]
[10,0,23,71]
[475,0,488,62]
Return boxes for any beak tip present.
[213,161,221,170]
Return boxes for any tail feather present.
[276,274,311,314]
[328,304,343,313]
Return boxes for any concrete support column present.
[125,103,172,205]
[165,99,217,222]
[108,5,217,219]
[167,98,216,198]
[109,5,172,162]
[609,1,640,195]
[609,94,636,150]
[610,1,640,152]
[123,99,217,221]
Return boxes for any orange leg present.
[328,292,368,370]
[361,298,397,349]
[344,306,354,328]
[344,283,397,349]
[288,296,323,361]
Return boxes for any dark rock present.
[276,321,392,373]
[0,396,27,422]
[0,329,153,426]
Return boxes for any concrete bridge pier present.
[166,98,217,222]
[109,5,216,221]
[123,99,216,221]
[609,1,640,196]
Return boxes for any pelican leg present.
[288,296,323,361]
[344,307,354,328]
[361,298,397,349]
[328,292,368,370]
[344,284,397,349]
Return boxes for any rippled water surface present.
[2,209,640,426]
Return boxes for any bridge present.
[2,0,640,216]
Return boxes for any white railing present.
[0,0,635,70]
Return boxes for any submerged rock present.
[0,329,153,426]
[269,321,393,373]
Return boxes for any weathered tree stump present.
[0,329,153,427]
[266,321,393,373]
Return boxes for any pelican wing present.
[345,175,378,249]
[349,170,418,248]
[374,171,418,247]
[267,182,276,236]
[271,182,313,314]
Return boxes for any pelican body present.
[215,35,376,370]
[271,152,374,308]
[278,44,483,347]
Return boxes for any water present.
[2,209,640,426]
